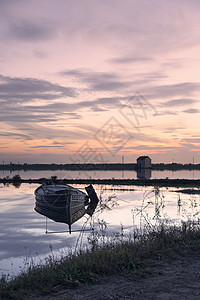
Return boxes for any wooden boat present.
[34,182,99,233]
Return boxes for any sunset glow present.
[1,0,200,164]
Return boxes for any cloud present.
[31,145,67,148]
[162,99,197,107]
[152,111,178,116]
[8,19,56,41]
[0,74,81,127]
[0,113,57,123]
[92,81,132,91]
[61,68,166,85]
[0,131,32,140]
[183,108,200,113]
[161,58,186,70]
[127,145,181,151]
[165,126,185,131]
[1,0,200,57]
[109,56,153,64]
[0,102,72,126]
[0,75,76,103]
[19,122,98,142]
[2,75,76,99]
[1,98,116,120]
[163,126,185,134]
[182,138,200,143]
[60,0,200,57]
[60,69,133,91]
[146,82,200,99]
[60,69,200,103]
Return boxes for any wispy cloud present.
[162,99,197,107]
[31,145,68,148]
[146,82,200,99]
[0,75,76,103]
[60,69,133,91]
[0,131,32,140]
[163,126,185,134]
[183,108,200,113]
[61,68,167,89]
[7,19,57,42]
[154,111,178,116]
[182,138,200,143]
[109,56,153,64]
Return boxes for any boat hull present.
[35,202,86,225]
[34,183,88,226]
[34,183,99,232]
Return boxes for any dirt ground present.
[30,252,200,300]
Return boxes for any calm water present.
[0,169,200,180]
[0,170,200,277]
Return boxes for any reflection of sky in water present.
[0,184,85,276]
[0,169,200,180]
[0,182,200,276]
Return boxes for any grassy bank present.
[1,222,200,299]
[1,176,200,187]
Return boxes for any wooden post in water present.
[85,184,99,216]
[68,194,72,234]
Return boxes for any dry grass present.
[1,221,200,299]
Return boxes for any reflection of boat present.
[34,183,99,233]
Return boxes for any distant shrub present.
[12,174,21,181]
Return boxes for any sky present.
[0,0,200,164]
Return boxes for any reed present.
[1,221,200,299]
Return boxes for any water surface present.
[1,169,200,180]
[0,171,200,277]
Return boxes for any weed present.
[1,222,200,299]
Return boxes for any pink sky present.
[0,0,200,164]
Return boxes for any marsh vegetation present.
[1,219,200,299]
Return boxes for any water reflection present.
[34,183,99,234]
[176,192,200,222]
[137,168,151,179]
[1,182,200,277]
[131,186,200,232]
[1,169,200,180]
[0,184,86,276]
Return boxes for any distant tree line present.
[0,163,137,171]
[0,162,200,171]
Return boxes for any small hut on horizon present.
[137,156,151,169]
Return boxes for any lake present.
[1,168,200,180]
[0,170,200,278]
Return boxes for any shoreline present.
[1,223,200,299]
[1,177,200,187]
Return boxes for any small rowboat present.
[34,182,99,233]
